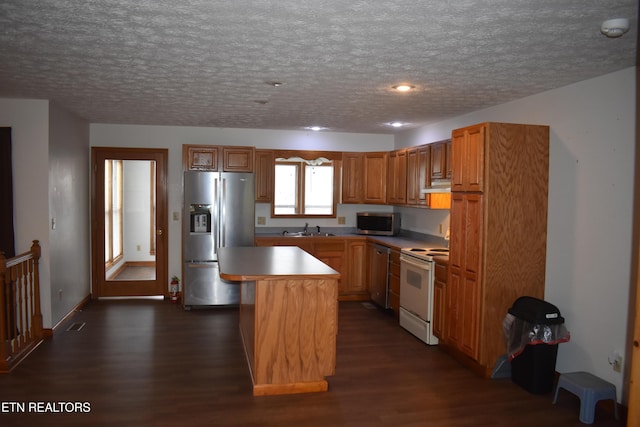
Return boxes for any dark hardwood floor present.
[0,300,623,426]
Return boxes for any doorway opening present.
[91,148,168,298]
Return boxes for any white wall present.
[1,99,91,329]
[90,125,394,284]
[0,99,53,328]
[396,67,636,402]
[395,205,450,238]
[48,102,91,325]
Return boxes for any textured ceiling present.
[0,0,637,134]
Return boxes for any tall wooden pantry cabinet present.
[443,122,550,378]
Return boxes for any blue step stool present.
[552,371,619,424]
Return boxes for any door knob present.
[157,229,163,236]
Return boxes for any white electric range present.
[399,246,449,345]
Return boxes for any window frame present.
[270,150,341,219]
[104,159,123,268]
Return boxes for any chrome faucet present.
[303,223,309,234]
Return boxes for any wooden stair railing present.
[0,240,43,373]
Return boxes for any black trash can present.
[503,296,570,394]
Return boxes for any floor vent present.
[361,302,377,310]
[66,322,86,332]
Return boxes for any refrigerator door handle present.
[213,176,220,254]
[220,177,226,248]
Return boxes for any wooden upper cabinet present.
[184,145,254,172]
[445,140,453,179]
[341,151,387,204]
[429,139,453,183]
[406,148,419,205]
[184,145,219,171]
[222,146,254,172]
[363,152,388,204]
[406,145,430,206]
[430,141,446,180]
[387,149,407,205]
[341,152,364,204]
[451,124,485,192]
[255,149,274,202]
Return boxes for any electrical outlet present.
[338,216,345,225]
[257,216,266,225]
[613,358,622,373]
[58,289,63,300]
[439,223,443,234]
[608,351,623,372]
[136,244,141,251]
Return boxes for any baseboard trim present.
[50,294,92,336]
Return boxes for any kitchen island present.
[218,246,340,396]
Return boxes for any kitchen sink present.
[282,231,335,237]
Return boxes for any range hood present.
[421,184,451,194]
[421,183,451,209]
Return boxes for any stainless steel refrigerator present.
[183,171,254,308]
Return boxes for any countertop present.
[255,230,448,252]
[218,246,340,281]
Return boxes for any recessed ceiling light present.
[386,121,407,128]
[392,84,415,92]
[267,81,283,87]
[305,126,327,131]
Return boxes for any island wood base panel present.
[240,277,338,396]
[252,380,329,397]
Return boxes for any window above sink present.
[272,150,341,219]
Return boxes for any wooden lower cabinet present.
[254,236,368,301]
[388,248,401,316]
[345,239,368,299]
[433,260,447,339]
[313,240,346,294]
[446,193,482,360]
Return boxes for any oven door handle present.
[400,254,432,270]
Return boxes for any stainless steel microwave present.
[356,212,400,236]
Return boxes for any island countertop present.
[218,246,340,281]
